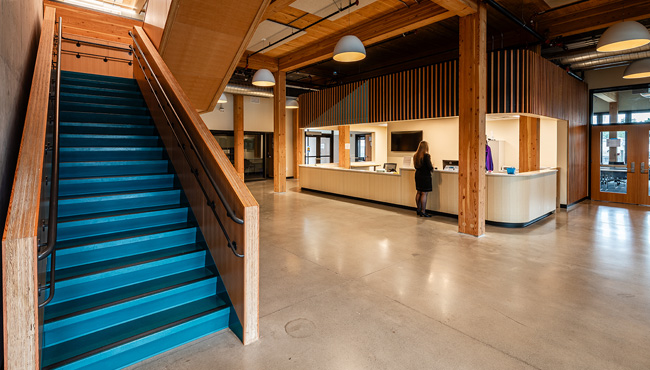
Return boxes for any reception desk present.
[299,165,557,227]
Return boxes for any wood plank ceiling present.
[229,0,650,91]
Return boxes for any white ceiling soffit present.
[543,0,577,7]
[291,0,377,22]
[594,92,618,103]
[247,20,306,53]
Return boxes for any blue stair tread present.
[58,188,179,202]
[60,92,145,107]
[44,267,217,323]
[58,174,176,197]
[56,223,196,251]
[61,70,137,84]
[42,296,227,368]
[60,122,155,134]
[57,203,187,223]
[57,220,195,250]
[60,84,141,98]
[60,101,149,115]
[60,77,139,91]
[54,243,202,281]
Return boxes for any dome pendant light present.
[218,93,227,103]
[286,98,299,109]
[623,58,650,79]
[333,35,366,62]
[597,21,650,52]
[252,69,275,87]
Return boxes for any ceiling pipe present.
[483,0,545,42]
[556,43,650,66]
[224,83,318,98]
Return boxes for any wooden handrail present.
[2,6,57,369]
[130,26,260,344]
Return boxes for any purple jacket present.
[486,144,494,172]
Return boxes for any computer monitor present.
[384,163,397,172]
[442,160,458,168]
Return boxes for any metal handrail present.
[62,36,132,53]
[38,16,62,308]
[128,31,244,257]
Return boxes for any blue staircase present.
[42,71,232,369]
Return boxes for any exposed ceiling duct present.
[556,44,650,66]
[223,83,319,99]
[570,50,650,70]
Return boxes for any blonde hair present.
[413,141,429,168]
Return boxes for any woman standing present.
[413,141,433,217]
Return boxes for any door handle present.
[642,162,649,174]
[629,162,635,173]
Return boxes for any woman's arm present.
[426,154,434,171]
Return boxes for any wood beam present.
[273,71,287,192]
[293,109,302,179]
[134,0,148,13]
[234,94,245,180]
[279,1,453,71]
[237,53,279,72]
[536,0,650,38]
[338,126,350,169]
[458,1,486,237]
[431,0,477,17]
[262,0,297,21]
[519,116,540,173]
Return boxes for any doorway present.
[212,130,267,181]
[591,124,650,205]
[304,130,334,164]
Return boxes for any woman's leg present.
[415,191,422,214]
[420,192,430,216]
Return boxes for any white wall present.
[540,118,558,168]
[585,65,650,90]
[199,93,295,177]
[387,118,459,169]
[486,119,519,169]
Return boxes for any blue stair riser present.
[61,71,138,85]
[57,208,189,242]
[60,134,160,148]
[60,147,164,162]
[60,122,156,136]
[60,111,152,125]
[60,92,146,107]
[56,228,198,269]
[61,77,139,91]
[50,308,230,370]
[60,84,142,99]
[59,160,168,179]
[60,101,149,116]
[43,277,218,347]
[50,251,207,305]
[58,175,175,197]
[58,190,182,218]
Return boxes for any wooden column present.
[273,71,286,192]
[338,125,351,169]
[233,94,245,180]
[458,2,486,237]
[293,109,302,179]
[519,115,540,172]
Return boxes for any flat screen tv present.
[391,131,422,151]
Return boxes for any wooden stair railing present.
[2,6,58,369]
[130,26,260,345]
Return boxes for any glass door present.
[305,131,334,164]
[591,124,650,205]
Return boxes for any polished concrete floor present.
[131,179,650,370]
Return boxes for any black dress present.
[414,153,433,192]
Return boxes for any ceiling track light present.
[252,69,275,87]
[597,21,650,53]
[623,58,650,79]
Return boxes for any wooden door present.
[591,124,650,205]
